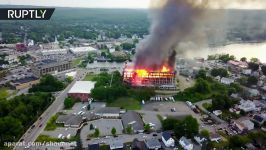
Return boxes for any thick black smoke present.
[134,0,266,70]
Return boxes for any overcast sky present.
[0,0,265,9]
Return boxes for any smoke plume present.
[134,0,266,70]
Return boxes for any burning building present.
[123,63,176,88]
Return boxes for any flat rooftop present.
[68,81,96,94]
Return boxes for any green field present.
[107,97,141,110]
[83,74,96,81]
[72,58,82,66]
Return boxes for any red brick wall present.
[68,93,90,102]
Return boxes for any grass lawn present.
[107,97,141,110]
[44,114,63,131]
[83,74,96,81]
[0,88,9,99]
[72,58,82,66]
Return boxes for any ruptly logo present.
[0,8,55,20]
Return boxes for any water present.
[185,42,266,63]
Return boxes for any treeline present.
[0,75,64,148]
[0,92,54,147]
[175,70,242,103]
[29,74,65,93]
[91,71,154,103]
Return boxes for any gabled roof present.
[162,131,172,141]
[121,111,144,131]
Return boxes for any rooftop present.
[96,107,121,114]
[121,111,144,132]
[11,76,39,85]
[68,81,96,94]
[162,131,172,141]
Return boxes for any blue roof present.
[162,131,172,141]
[253,115,264,122]
[88,144,99,150]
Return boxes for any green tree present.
[200,129,210,138]
[194,78,211,94]
[121,42,134,50]
[196,69,207,79]
[174,116,199,138]
[212,94,232,110]
[240,57,247,62]
[211,68,228,77]
[162,118,179,130]
[126,125,133,134]
[247,76,258,86]
[111,127,116,136]
[94,128,100,137]
[250,58,260,63]
[64,97,76,109]
[144,124,151,132]
[248,62,259,71]
[229,135,251,148]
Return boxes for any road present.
[15,69,87,150]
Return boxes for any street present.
[15,69,87,150]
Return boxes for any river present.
[184,42,266,63]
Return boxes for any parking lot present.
[81,119,123,137]
[42,127,78,139]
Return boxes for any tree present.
[126,125,133,134]
[194,78,211,94]
[261,65,266,76]
[121,42,134,50]
[211,68,228,77]
[200,129,210,138]
[64,97,76,109]
[212,94,232,110]
[218,54,235,63]
[162,118,179,130]
[144,124,151,132]
[94,128,100,137]
[111,127,116,136]
[247,76,258,86]
[196,69,207,79]
[101,52,107,57]
[240,57,247,62]
[250,58,260,63]
[229,135,251,148]
[248,62,259,71]
[174,116,199,138]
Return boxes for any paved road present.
[195,99,226,124]
[15,69,87,150]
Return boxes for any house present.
[132,139,147,150]
[179,136,193,150]
[194,135,207,146]
[252,114,266,125]
[234,120,254,132]
[210,134,222,142]
[95,107,121,118]
[162,131,175,147]
[213,110,222,116]
[144,138,161,150]
[88,143,99,150]
[121,111,144,133]
[68,81,96,102]
[242,69,252,75]
[220,77,234,85]
[227,60,248,72]
[110,141,124,150]
[238,100,260,112]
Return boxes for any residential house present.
[179,136,193,150]
[162,131,175,147]
[110,141,124,150]
[144,138,161,150]
[132,139,147,150]
[252,114,266,125]
[88,144,99,150]
[194,135,207,147]
[210,134,222,142]
[234,120,254,132]
[220,77,234,85]
[238,100,260,112]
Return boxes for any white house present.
[238,100,260,112]
[179,136,193,150]
[194,135,207,147]
[162,131,175,147]
[220,77,235,85]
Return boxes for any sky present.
[0,0,265,9]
